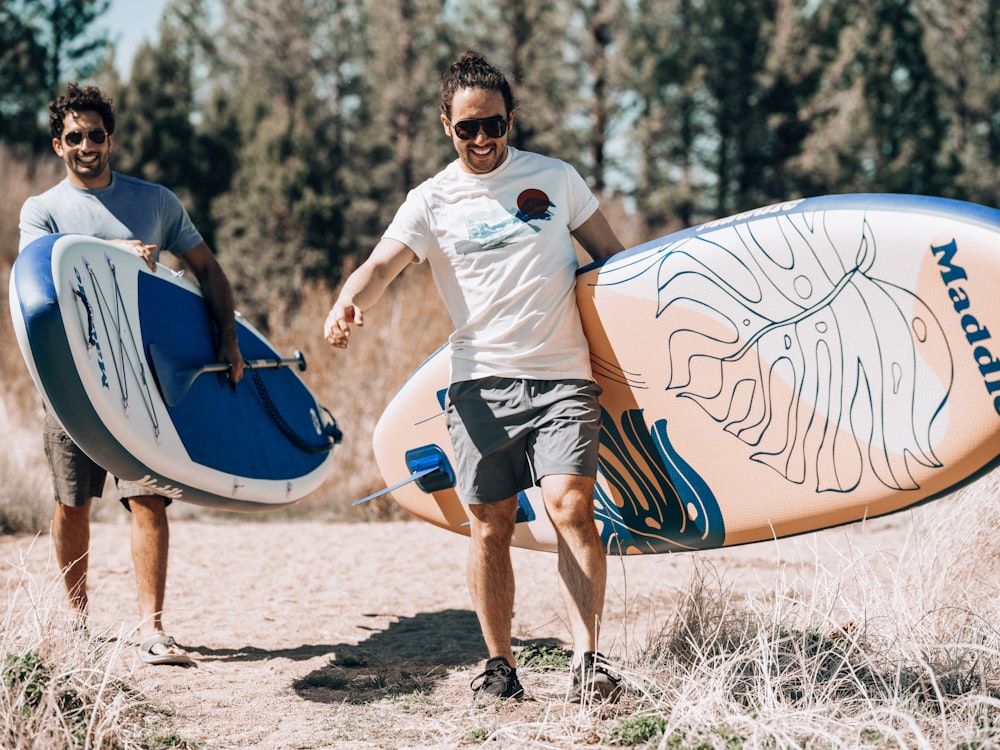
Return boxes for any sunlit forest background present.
[2,0,999,528]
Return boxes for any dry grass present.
[0,144,63,267]
[259,262,453,521]
[0,147,67,534]
[0,542,194,749]
[292,514,1000,749]
[617,556,1000,748]
[4,488,1000,747]
[255,476,1000,750]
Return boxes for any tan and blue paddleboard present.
[371,194,1000,554]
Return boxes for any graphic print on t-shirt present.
[455,188,555,255]
[515,189,554,221]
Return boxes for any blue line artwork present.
[595,407,724,554]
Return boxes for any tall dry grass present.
[261,263,453,520]
[364,486,1000,748]
[625,473,1000,750]
[0,540,196,749]
[6,489,1000,748]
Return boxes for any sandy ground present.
[0,505,933,749]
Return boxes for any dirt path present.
[0,513,920,748]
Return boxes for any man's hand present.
[324,302,363,349]
[218,336,245,383]
[112,238,158,271]
[320,238,417,351]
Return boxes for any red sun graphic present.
[517,188,552,219]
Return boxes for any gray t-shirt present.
[19,172,203,260]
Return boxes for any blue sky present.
[104,0,169,78]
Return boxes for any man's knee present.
[468,497,518,541]
[126,495,168,524]
[54,499,92,523]
[542,476,596,523]
[56,498,92,513]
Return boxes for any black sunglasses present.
[64,128,108,146]
[450,116,509,140]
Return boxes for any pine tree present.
[0,0,110,148]
[207,0,346,329]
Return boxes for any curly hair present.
[49,83,115,139]
[438,50,517,120]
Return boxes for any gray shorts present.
[44,413,106,507]
[43,410,171,509]
[445,377,602,504]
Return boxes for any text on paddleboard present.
[933,239,1000,416]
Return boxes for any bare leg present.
[467,496,518,666]
[540,474,606,656]
[52,500,92,619]
[128,495,186,658]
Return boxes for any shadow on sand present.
[184,608,561,704]
[246,608,560,704]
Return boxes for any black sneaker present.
[568,651,621,703]
[470,656,525,701]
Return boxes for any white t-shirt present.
[384,147,599,382]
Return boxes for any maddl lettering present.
[131,476,184,500]
[933,239,1000,415]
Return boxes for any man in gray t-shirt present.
[18,83,244,665]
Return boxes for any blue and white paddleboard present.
[10,234,341,511]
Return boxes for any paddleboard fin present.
[353,467,437,505]
[404,445,455,492]
[353,444,456,505]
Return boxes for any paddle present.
[148,343,307,407]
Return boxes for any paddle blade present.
[147,343,204,407]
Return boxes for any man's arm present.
[572,209,625,262]
[179,241,245,383]
[324,238,418,350]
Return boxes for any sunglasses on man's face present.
[450,116,509,140]
[63,128,108,146]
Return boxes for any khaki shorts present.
[43,410,171,509]
[445,377,602,504]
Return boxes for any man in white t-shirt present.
[324,52,625,703]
